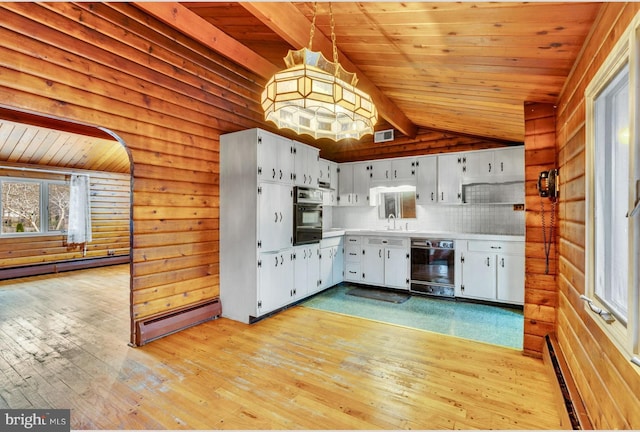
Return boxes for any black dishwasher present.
[410,238,455,298]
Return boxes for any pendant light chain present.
[330,3,339,65]
[308,2,317,51]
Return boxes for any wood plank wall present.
[523,103,558,357]
[324,128,511,163]
[0,2,516,344]
[0,164,130,270]
[555,3,640,428]
[0,1,265,344]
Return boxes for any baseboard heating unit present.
[543,333,592,430]
[134,299,221,346]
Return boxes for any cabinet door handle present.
[431,192,434,201]
[275,256,278,267]
[279,212,283,222]
[501,258,505,267]
[486,257,490,267]
[388,250,390,259]
[501,162,504,172]
[490,246,502,249]
[272,168,276,179]
[394,169,397,178]
[441,192,444,201]
[274,212,278,223]
[280,255,284,265]
[279,169,283,180]
[379,249,382,258]
[488,162,492,173]
[303,174,307,183]
[386,170,389,179]
[304,249,307,259]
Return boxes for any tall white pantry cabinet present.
[220,128,320,324]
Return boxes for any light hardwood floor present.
[0,265,563,430]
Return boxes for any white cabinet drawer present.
[467,240,524,254]
[345,245,362,261]
[344,262,361,280]
[345,236,361,245]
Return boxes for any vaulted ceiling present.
[1,2,604,172]
[158,2,602,144]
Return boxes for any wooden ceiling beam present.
[133,2,279,79]
[240,2,418,139]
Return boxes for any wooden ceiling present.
[0,119,130,174]
[178,1,602,143]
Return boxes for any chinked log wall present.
[0,165,130,276]
[0,2,520,344]
[555,2,640,428]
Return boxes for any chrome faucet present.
[387,213,396,230]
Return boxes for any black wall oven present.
[293,187,323,245]
[410,238,455,297]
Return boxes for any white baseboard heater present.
[134,299,221,346]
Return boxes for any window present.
[585,13,640,358]
[1,177,69,235]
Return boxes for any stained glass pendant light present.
[261,3,378,141]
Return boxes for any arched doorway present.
[0,106,133,339]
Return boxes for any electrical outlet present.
[513,204,525,211]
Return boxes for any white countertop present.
[322,228,524,242]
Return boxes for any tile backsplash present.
[328,201,524,236]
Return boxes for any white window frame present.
[585,12,640,359]
[0,176,69,237]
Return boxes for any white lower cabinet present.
[496,253,525,303]
[360,237,410,290]
[385,244,410,289]
[459,240,524,305]
[294,244,320,298]
[318,236,343,291]
[258,249,294,316]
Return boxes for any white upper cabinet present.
[318,158,339,191]
[461,150,494,181]
[318,158,331,188]
[369,160,391,183]
[416,155,438,204]
[293,142,319,187]
[494,147,524,180]
[437,153,462,204]
[338,163,354,205]
[338,162,370,206]
[352,162,371,205]
[257,130,293,184]
[391,158,417,183]
[369,157,416,185]
[461,147,524,183]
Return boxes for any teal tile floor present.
[301,283,524,350]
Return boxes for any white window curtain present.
[67,174,92,254]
